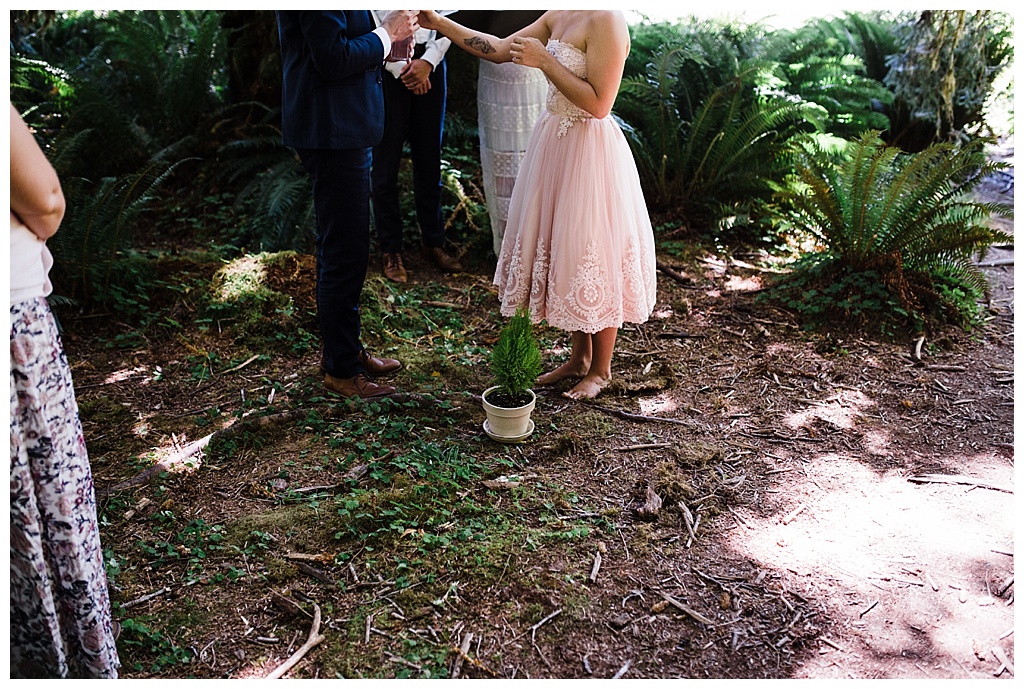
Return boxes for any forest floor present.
[64,145,1014,680]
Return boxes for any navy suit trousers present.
[371,59,447,253]
[297,147,372,379]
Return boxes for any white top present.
[10,217,53,304]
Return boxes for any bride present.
[419,10,657,400]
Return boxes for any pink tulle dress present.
[493,39,658,334]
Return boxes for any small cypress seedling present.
[489,307,542,407]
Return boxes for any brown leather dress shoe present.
[358,349,403,376]
[382,252,408,282]
[323,372,396,399]
[425,246,463,273]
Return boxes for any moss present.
[628,522,654,557]
[263,557,298,584]
[653,461,695,505]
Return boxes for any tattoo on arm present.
[464,36,496,54]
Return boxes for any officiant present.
[370,9,463,283]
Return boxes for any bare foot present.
[562,374,610,400]
[537,360,590,386]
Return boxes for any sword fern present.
[779,131,1011,324]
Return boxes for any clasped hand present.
[400,59,432,94]
[509,37,547,68]
[382,10,419,40]
[416,10,440,30]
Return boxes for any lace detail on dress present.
[621,234,652,317]
[500,238,525,307]
[565,239,611,325]
[545,39,592,137]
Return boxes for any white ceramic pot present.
[482,386,536,442]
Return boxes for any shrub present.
[218,132,317,253]
[619,67,821,233]
[47,161,181,302]
[767,131,1012,332]
[11,10,229,181]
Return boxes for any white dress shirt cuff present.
[372,26,391,60]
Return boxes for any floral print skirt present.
[10,297,120,678]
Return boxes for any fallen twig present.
[998,576,1014,597]
[122,586,170,609]
[728,506,752,529]
[679,501,697,545]
[991,645,1014,676]
[296,562,335,586]
[616,443,671,452]
[659,592,713,626]
[911,336,925,363]
[656,261,695,286]
[283,552,333,563]
[820,636,845,652]
[290,462,373,494]
[908,474,1013,494]
[270,590,307,619]
[220,354,261,376]
[385,651,423,673]
[530,608,563,644]
[589,404,691,426]
[449,637,496,678]
[450,632,473,679]
[781,503,807,525]
[265,602,325,679]
[656,331,706,339]
[611,659,633,679]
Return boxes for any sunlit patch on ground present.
[724,274,763,292]
[861,428,893,456]
[104,365,149,385]
[213,254,269,303]
[783,389,875,431]
[727,451,1014,678]
[545,343,571,358]
[638,392,682,415]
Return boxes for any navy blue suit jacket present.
[277,10,386,150]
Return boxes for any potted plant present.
[482,307,542,442]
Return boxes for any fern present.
[620,68,820,228]
[778,131,1012,326]
[218,135,316,253]
[48,161,183,300]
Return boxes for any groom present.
[277,10,419,398]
